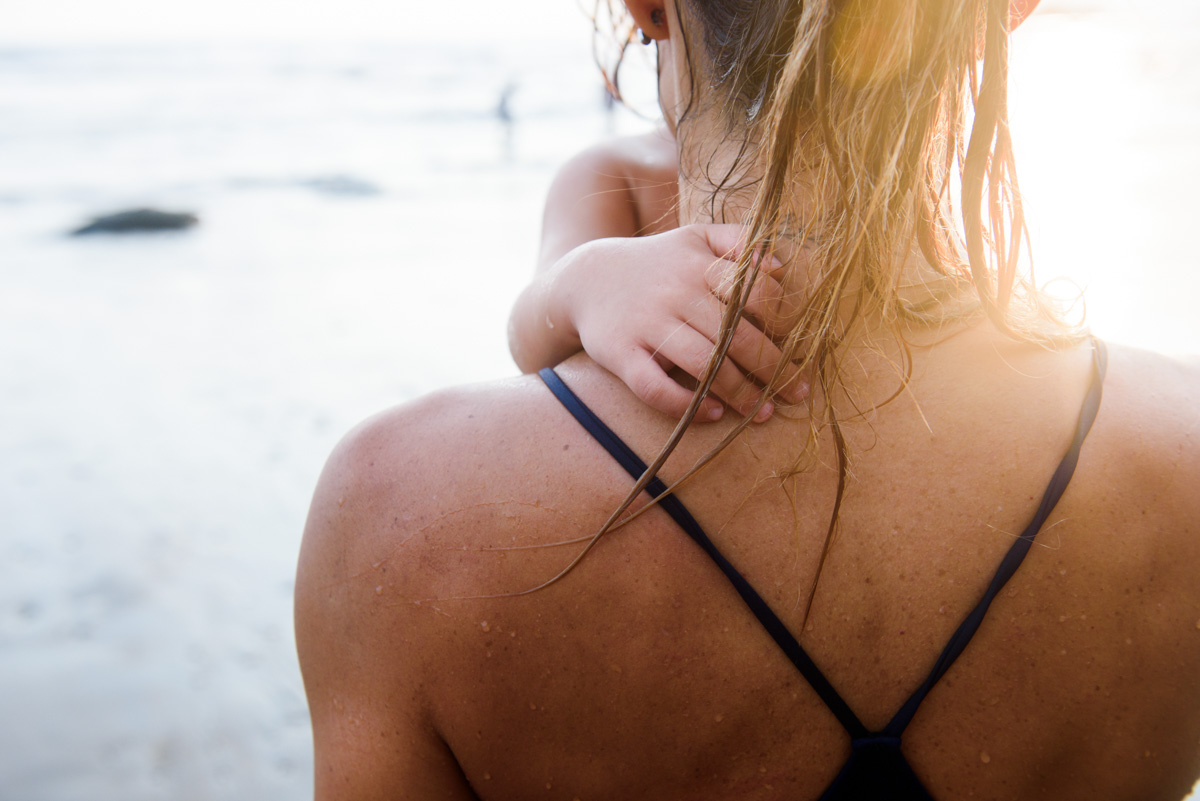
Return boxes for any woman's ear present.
[625,0,669,42]
[1010,0,1040,29]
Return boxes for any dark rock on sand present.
[71,208,199,236]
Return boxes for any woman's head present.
[616,0,1071,396]
[637,0,1038,125]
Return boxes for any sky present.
[4,0,1176,47]
[0,0,597,45]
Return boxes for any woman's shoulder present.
[1100,340,1200,415]
[294,368,635,799]
[298,361,653,596]
[326,359,650,492]
[1074,341,1200,566]
[307,372,576,526]
[1093,341,1200,475]
[965,335,1200,481]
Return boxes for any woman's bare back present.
[296,327,1200,800]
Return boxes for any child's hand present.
[548,224,807,422]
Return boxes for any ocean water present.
[0,33,651,801]
[1,2,1199,799]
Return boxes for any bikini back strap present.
[538,367,870,738]
[883,339,1108,736]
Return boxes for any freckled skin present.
[296,332,1200,801]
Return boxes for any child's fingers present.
[618,351,725,421]
[704,260,796,338]
[697,224,753,261]
[724,318,809,403]
[700,261,787,326]
[698,224,792,278]
[651,327,775,422]
[688,296,808,404]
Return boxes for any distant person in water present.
[297,1,1200,799]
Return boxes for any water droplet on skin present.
[545,782,553,790]
[1144,750,1152,758]
[759,766,767,774]
[372,561,382,569]
[529,702,537,710]
[483,772,491,780]
[510,631,517,638]
[338,497,345,507]
[1194,618,1200,630]
[1126,638,1133,645]
[980,751,991,764]
[714,714,724,722]
[481,621,490,632]
[375,586,383,595]
[1059,615,1068,623]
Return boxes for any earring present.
[640,30,653,45]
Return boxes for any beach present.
[1,1,1198,798]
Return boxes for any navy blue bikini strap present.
[538,367,870,738]
[883,338,1108,736]
[540,339,1105,741]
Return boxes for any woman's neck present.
[675,122,969,357]
[675,118,763,226]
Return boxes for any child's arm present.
[509,132,674,373]
[509,134,804,421]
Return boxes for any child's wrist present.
[544,247,590,349]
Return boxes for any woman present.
[295,0,1200,798]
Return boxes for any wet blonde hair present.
[565,0,1082,616]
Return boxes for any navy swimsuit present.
[538,340,1106,800]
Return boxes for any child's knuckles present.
[631,373,675,412]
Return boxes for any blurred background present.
[1,0,1198,799]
